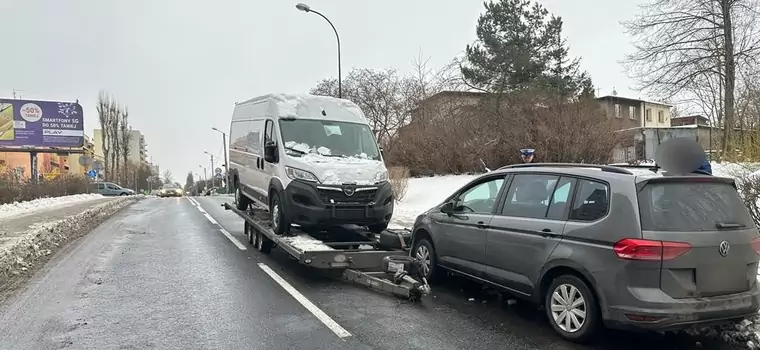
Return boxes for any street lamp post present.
[204,151,215,190]
[212,127,229,192]
[296,3,342,98]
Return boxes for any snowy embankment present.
[0,194,106,220]
[389,174,479,229]
[0,196,141,292]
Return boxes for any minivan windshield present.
[279,119,380,160]
[638,181,754,231]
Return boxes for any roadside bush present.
[388,166,410,202]
[386,91,627,176]
[0,170,90,205]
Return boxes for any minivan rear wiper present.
[716,222,745,229]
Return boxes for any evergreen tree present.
[462,0,593,97]
[184,171,195,192]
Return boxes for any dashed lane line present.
[258,262,353,339]
[186,197,246,250]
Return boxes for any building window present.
[628,106,636,119]
[658,111,664,123]
[614,104,621,118]
[645,108,652,122]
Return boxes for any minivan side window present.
[569,179,609,221]
[547,177,576,220]
[502,174,559,219]
[453,177,505,214]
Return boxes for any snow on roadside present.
[0,195,140,287]
[0,194,106,220]
[390,174,480,229]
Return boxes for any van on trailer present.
[228,93,393,235]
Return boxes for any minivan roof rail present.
[498,162,634,175]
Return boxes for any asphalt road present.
[0,197,735,350]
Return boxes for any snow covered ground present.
[389,174,479,229]
[0,194,106,220]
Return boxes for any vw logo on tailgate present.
[718,241,730,257]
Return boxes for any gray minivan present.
[411,163,760,342]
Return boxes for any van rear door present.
[636,176,760,298]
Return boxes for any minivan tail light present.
[613,238,692,261]
[751,237,760,255]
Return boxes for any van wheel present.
[412,238,438,283]
[270,191,290,236]
[235,183,250,211]
[368,222,388,233]
[545,275,601,343]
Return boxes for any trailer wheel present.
[255,229,273,254]
[270,191,290,236]
[245,222,255,245]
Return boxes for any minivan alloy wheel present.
[550,284,587,333]
[415,245,431,277]
[272,203,280,229]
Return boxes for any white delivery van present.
[228,93,393,235]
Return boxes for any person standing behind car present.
[520,148,536,163]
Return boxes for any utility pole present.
[212,127,229,193]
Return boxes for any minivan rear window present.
[637,181,755,231]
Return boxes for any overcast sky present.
[0,0,646,181]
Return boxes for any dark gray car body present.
[411,165,760,332]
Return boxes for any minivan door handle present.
[476,221,488,229]
[540,228,559,238]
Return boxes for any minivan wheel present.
[270,192,290,236]
[545,275,600,343]
[235,184,250,211]
[412,238,438,283]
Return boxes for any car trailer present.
[222,202,431,301]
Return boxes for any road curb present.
[0,195,144,292]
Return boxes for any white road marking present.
[220,227,247,250]
[187,197,246,251]
[257,263,352,339]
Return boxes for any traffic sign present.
[92,160,103,170]
[79,156,93,166]
[87,169,97,178]
[215,167,222,175]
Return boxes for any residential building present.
[595,94,673,128]
[93,128,148,167]
[671,114,710,127]
[63,135,95,176]
[399,91,485,140]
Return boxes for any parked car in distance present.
[158,185,184,197]
[411,163,760,342]
[228,93,393,235]
[90,182,134,196]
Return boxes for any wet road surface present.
[0,197,734,350]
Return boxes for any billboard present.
[0,98,84,148]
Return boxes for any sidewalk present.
[0,198,117,238]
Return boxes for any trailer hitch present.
[383,256,431,301]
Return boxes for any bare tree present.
[623,0,760,153]
[107,100,121,182]
[120,106,132,186]
[162,170,173,185]
[96,91,112,181]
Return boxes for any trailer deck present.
[222,202,430,301]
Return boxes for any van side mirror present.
[264,141,278,163]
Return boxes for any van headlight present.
[285,166,320,183]
[376,169,389,182]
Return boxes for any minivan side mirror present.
[264,141,278,163]
[440,199,456,215]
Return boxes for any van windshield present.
[637,181,754,231]
[279,119,380,160]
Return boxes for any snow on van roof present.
[236,93,368,124]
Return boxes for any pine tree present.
[462,0,593,97]
[184,171,195,192]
